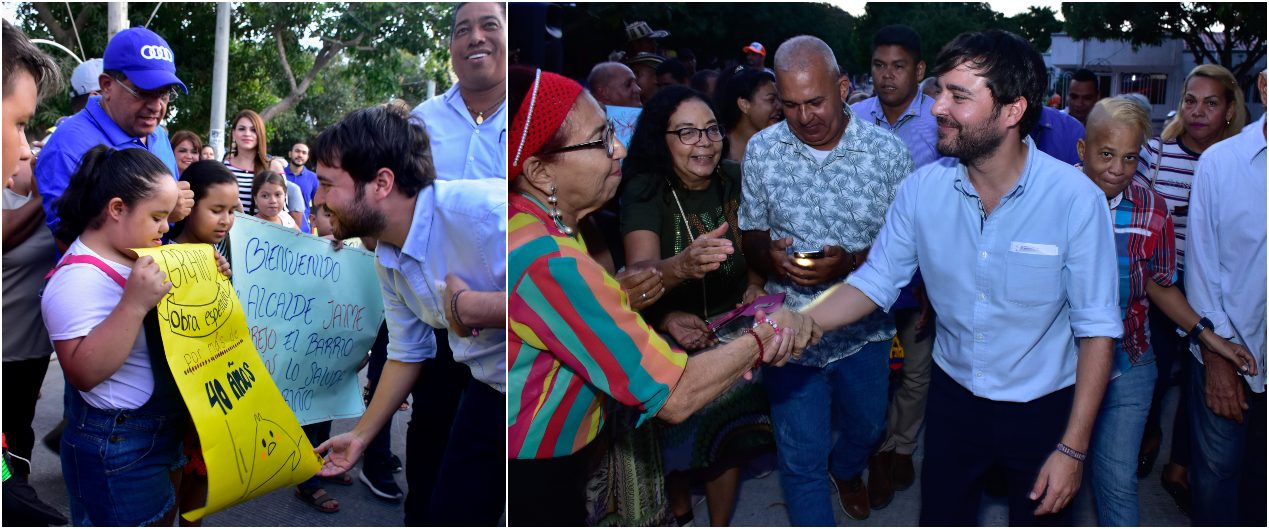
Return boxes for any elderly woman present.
[1076,96,1256,526]
[507,66,812,526]
[620,85,774,526]
[1134,64,1247,503]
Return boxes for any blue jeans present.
[1187,354,1267,526]
[1088,349,1158,526]
[763,340,889,526]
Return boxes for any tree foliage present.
[15,2,455,155]
[1063,2,1266,88]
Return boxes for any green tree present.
[1006,6,1063,53]
[15,2,455,152]
[1063,2,1266,88]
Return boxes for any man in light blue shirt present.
[848,26,944,505]
[794,30,1120,525]
[739,36,914,524]
[309,102,506,525]
[1182,71,1266,526]
[35,27,192,244]
[411,2,506,181]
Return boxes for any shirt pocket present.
[1004,251,1062,306]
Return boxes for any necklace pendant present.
[475,113,484,125]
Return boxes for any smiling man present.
[34,27,193,245]
[738,35,913,524]
[791,30,1120,525]
[311,102,507,526]
[411,1,506,182]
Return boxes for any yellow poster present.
[134,244,323,521]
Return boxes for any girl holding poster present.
[40,146,227,526]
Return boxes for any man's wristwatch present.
[1189,317,1215,343]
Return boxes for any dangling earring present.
[547,183,574,236]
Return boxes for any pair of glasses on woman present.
[544,120,616,158]
[665,125,724,145]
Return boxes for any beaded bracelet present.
[451,289,480,337]
[1055,442,1086,462]
[752,317,780,333]
[743,328,764,369]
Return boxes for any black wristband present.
[1055,442,1086,462]
[1190,317,1215,343]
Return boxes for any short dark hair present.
[932,29,1046,137]
[715,67,775,131]
[2,20,61,100]
[452,2,506,37]
[689,69,719,94]
[657,59,689,84]
[873,24,922,61]
[1071,69,1098,86]
[312,100,436,198]
[55,146,172,243]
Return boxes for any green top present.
[620,160,749,324]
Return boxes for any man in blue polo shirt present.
[411,2,505,181]
[793,30,1120,525]
[285,142,317,233]
[35,27,191,244]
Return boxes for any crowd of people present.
[2,1,508,526]
[507,16,1265,528]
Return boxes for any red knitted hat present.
[509,69,584,180]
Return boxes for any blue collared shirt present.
[1186,114,1267,392]
[739,105,914,367]
[375,179,508,392]
[850,92,945,169]
[34,96,178,235]
[1029,106,1085,166]
[846,137,1122,402]
[411,84,507,181]
[285,165,319,233]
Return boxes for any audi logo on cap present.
[140,45,173,62]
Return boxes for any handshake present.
[744,308,823,375]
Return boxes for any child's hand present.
[214,252,232,279]
[124,256,173,310]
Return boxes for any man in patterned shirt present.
[738,35,914,524]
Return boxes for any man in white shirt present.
[1182,69,1266,527]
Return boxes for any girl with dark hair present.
[225,109,270,213]
[715,68,781,162]
[251,170,297,230]
[41,146,187,526]
[621,85,774,526]
[172,160,240,256]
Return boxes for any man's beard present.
[937,114,1005,166]
[331,189,388,240]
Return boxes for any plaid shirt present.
[1110,179,1177,369]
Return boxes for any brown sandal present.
[295,486,339,513]
[322,471,354,486]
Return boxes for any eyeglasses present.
[665,125,723,145]
[111,76,179,103]
[544,120,615,158]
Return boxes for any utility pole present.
[106,3,128,39]
[209,3,231,160]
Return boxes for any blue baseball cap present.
[102,27,188,93]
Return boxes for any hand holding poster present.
[134,244,322,521]
[229,212,385,425]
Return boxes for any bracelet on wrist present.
[451,289,480,336]
[743,328,764,369]
[1055,442,1086,462]
[752,317,780,333]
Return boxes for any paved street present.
[25,356,1191,526]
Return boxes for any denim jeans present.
[763,340,889,526]
[1187,354,1267,526]
[1088,349,1158,526]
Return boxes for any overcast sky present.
[827,1,1066,20]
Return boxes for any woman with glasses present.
[508,66,812,526]
[620,85,774,526]
[224,109,270,213]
